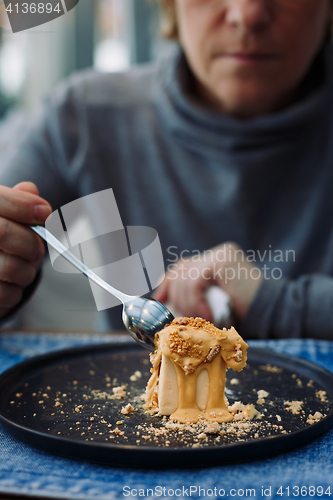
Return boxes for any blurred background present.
[0,0,166,115]
[0,0,174,332]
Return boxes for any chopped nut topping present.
[284,401,303,415]
[205,345,221,363]
[121,404,134,415]
[307,412,324,424]
[257,390,269,399]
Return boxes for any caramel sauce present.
[145,317,248,423]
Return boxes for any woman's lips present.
[222,52,277,65]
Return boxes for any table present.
[0,331,333,500]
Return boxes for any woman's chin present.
[214,89,290,119]
[197,77,296,119]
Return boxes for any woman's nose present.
[225,0,272,32]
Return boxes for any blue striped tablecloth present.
[0,332,333,500]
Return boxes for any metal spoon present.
[31,226,174,351]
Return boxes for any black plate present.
[0,343,332,468]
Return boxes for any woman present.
[0,0,333,339]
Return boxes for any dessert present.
[145,317,248,423]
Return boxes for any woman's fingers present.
[0,217,45,262]
[0,183,51,318]
[13,181,40,196]
[177,276,213,321]
[0,281,23,309]
[157,261,214,322]
[0,251,40,287]
[154,242,262,322]
[189,285,214,322]
[0,185,51,225]
[0,184,51,262]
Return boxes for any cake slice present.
[145,317,248,423]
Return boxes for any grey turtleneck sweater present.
[1,45,333,340]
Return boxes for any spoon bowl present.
[31,226,174,351]
[122,296,174,350]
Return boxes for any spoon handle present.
[31,225,133,304]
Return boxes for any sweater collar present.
[155,43,333,153]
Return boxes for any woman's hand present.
[153,242,263,322]
[0,182,52,319]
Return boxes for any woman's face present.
[174,0,333,118]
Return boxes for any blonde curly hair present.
[159,0,178,40]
